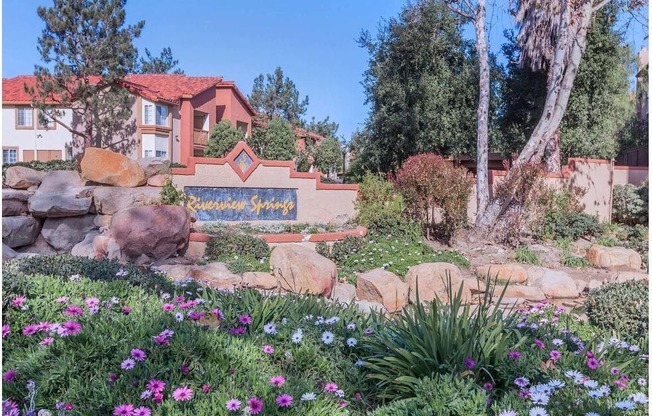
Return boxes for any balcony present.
[193,129,209,146]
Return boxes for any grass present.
[513,246,541,265]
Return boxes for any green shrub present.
[328,236,366,264]
[369,374,487,416]
[513,246,540,265]
[561,253,590,268]
[204,230,270,271]
[159,178,186,205]
[204,120,244,158]
[392,153,473,242]
[363,279,526,399]
[2,255,178,299]
[315,241,330,258]
[2,159,77,184]
[612,182,649,226]
[542,211,604,241]
[585,279,649,341]
[247,118,296,161]
[170,162,187,169]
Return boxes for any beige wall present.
[172,161,358,223]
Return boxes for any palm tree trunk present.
[474,0,491,224]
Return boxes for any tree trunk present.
[477,0,594,230]
[543,129,561,173]
[474,0,491,225]
[84,105,93,149]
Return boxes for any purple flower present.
[238,314,252,325]
[514,377,529,388]
[229,326,246,336]
[133,407,151,416]
[2,324,10,338]
[226,399,241,411]
[131,349,147,362]
[64,305,84,316]
[269,375,286,387]
[508,350,522,360]
[180,364,190,375]
[146,379,166,393]
[262,345,275,354]
[122,306,132,315]
[188,311,204,321]
[611,367,620,375]
[113,404,134,416]
[121,359,136,370]
[324,382,338,392]
[247,397,263,414]
[61,321,82,336]
[483,382,494,391]
[534,339,545,349]
[172,386,193,401]
[212,308,224,319]
[22,324,39,336]
[162,303,175,312]
[11,295,26,308]
[276,394,293,408]
[549,350,561,360]
[202,384,211,394]
[586,357,600,370]
[39,337,54,346]
[464,357,476,369]
[3,369,17,383]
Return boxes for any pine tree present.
[137,47,184,74]
[248,67,309,125]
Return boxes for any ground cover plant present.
[199,222,352,236]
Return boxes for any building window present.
[144,104,154,125]
[236,121,249,136]
[38,111,56,129]
[144,149,154,158]
[3,148,17,164]
[17,108,33,128]
[142,134,169,159]
[156,105,168,126]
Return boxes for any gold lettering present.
[186,195,198,213]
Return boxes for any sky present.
[2,1,648,142]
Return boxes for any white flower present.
[264,322,278,335]
[552,338,564,346]
[301,392,317,401]
[335,389,345,398]
[141,390,152,399]
[321,331,334,345]
[530,392,549,405]
[326,316,340,324]
[564,370,583,380]
[629,344,640,352]
[608,337,620,346]
[498,411,517,416]
[291,329,303,344]
[161,293,171,300]
[355,360,364,367]
[585,413,601,416]
[598,385,610,396]
[346,337,357,347]
[175,312,184,322]
[615,400,635,410]
[346,322,356,330]
[583,379,598,389]
[547,379,565,389]
[115,268,128,277]
[637,378,647,386]
[529,407,548,416]
[629,392,648,404]
[619,341,630,349]
[587,389,604,399]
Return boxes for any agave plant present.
[362,274,526,399]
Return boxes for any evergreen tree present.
[248,67,309,125]
[357,0,479,172]
[205,120,244,158]
[28,0,144,150]
[305,116,339,139]
[314,137,343,174]
[137,47,184,74]
[247,118,296,161]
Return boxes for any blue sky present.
[2,1,648,142]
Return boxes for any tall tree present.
[248,67,309,125]
[445,0,492,223]
[357,0,479,172]
[28,0,144,150]
[305,116,339,139]
[247,118,296,161]
[137,47,184,74]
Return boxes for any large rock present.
[80,148,147,187]
[586,245,643,272]
[38,171,87,192]
[192,263,242,290]
[71,231,102,258]
[612,271,649,284]
[405,262,472,304]
[16,234,58,256]
[356,268,408,313]
[2,244,19,262]
[147,174,169,187]
[110,205,190,261]
[2,216,41,248]
[157,264,195,281]
[357,300,387,315]
[476,263,527,284]
[493,284,546,302]
[242,272,278,290]
[4,166,46,189]
[527,266,579,299]
[138,158,171,179]
[92,186,161,215]
[28,192,93,218]
[269,244,336,296]
[41,215,97,251]
[2,189,33,216]
[331,282,356,305]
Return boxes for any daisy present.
[464,357,476,369]
[61,321,82,336]
[174,312,184,322]
[269,375,286,387]
[324,382,338,392]
[529,407,548,416]
[262,345,274,354]
[347,322,356,330]
[113,404,134,416]
[121,359,136,370]
[291,329,303,343]
[140,390,152,400]
[238,314,252,325]
[146,379,165,393]
[586,357,599,370]
[2,324,9,338]
[172,386,193,401]
[515,377,530,388]
[346,337,357,347]
[547,379,565,389]
[585,413,600,416]
[508,350,522,360]
[301,392,317,401]
[583,379,598,388]
[162,303,175,312]
[226,399,241,411]
[321,331,334,345]
[247,397,263,414]
[276,394,293,408]
[629,392,648,404]
[530,392,549,405]
[614,400,635,410]
[499,411,517,416]
[131,349,146,361]
[552,338,564,347]
[133,408,151,416]
[549,350,561,360]
[39,337,54,346]
[263,322,277,335]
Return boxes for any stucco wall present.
[215,86,253,136]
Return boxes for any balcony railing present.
[193,129,209,146]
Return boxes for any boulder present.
[586,245,643,272]
[157,264,195,281]
[92,186,161,215]
[2,216,41,248]
[80,147,147,187]
[2,244,18,262]
[4,166,46,189]
[404,262,472,304]
[91,234,112,258]
[242,272,278,290]
[612,271,649,284]
[38,171,87,192]
[71,231,102,258]
[269,244,336,296]
[138,157,171,179]
[41,215,97,251]
[476,263,528,284]
[147,174,169,187]
[28,192,93,218]
[2,189,33,216]
[331,282,356,305]
[527,266,579,298]
[192,263,242,290]
[356,300,387,315]
[110,205,191,261]
[106,238,124,261]
[16,234,58,256]
[94,215,113,230]
[493,284,546,302]
[356,268,408,313]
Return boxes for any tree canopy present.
[137,47,184,74]
[29,0,144,151]
[248,67,309,125]
[204,120,244,158]
[247,118,296,161]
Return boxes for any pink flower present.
[2,324,10,338]
[152,392,163,404]
[3,369,17,382]
[226,399,241,411]
[11,295,26,308]
[61,321,82,336]
[180,364,190,375]
[121,359,136,370]
[229,326,246,335]
[85,297,100,308]
[131,349,147,362]
[154,335,169,346]
[162,303,175,312]
[146,379,166,393]
[212,308,224,319]
[611,367,620,375]
[269,375,286,387]
[188,311,204,321]
[22,324,39,336]
[113,404,134,416]
[202,384,211,394]
[122,306,132,315]
[133,407,151,416]
[39,337,54,346]
[464,357,476,369]
[324,382,338,392]
[338,400,348,408]
[64,305,84,316]
[247,397,263,414]
[172,386,193,401]
[549,350,561,360]
[508,350,522,360]
[238,314,252,325]
[262,345,274,354]
[586,357,600,370]
[276,394,293,408]
[55,297,69,303]
[534,339,545,349]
